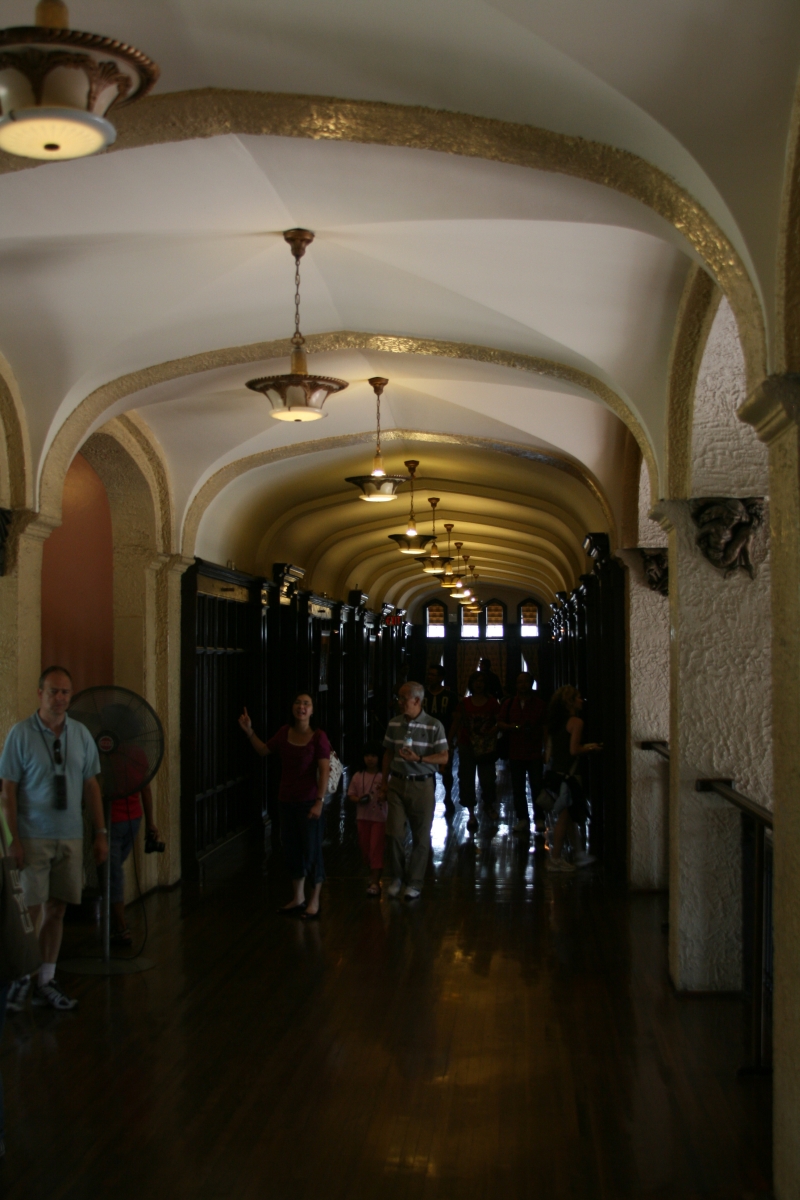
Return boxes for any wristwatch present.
[95,827,108,836]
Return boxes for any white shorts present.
[19,838,84,906]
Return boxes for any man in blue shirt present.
[0,666,108,1011]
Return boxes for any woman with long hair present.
[544,685,601,873]
[239,693,331,919]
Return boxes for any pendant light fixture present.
[439,525,456,586]
[389,469,434,551]
[346,378,409,500]
[452,547,472,599]
[0,1,158,160]
[416,498,452,572]
[442,536,463,590]
[247,229,348,422]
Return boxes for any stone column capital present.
[739,372,800,444]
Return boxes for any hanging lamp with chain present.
[415,498,452,571]
[388,469,435,548]
[346,379,410,501]
[247,229,348,422]
[0,1,158,160]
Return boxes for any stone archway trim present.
[39,330,646,534]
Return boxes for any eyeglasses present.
[53,738,62,766]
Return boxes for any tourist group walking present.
[239,659,601,912]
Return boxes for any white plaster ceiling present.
[0,0,795,606]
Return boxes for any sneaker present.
[466,815,478,833]
[403,887,421,902]
[575,853,596,868]
[547,857,577,874]
[513,818,530,833]
[5,975,30,1012]
[32,979,77,1011]
[386,878,403,899]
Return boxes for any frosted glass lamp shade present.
[0,25,158,160]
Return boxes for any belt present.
[391,773,432,782]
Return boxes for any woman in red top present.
[451,672,500,831]
[239,694,331,919]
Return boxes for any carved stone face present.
[690,497,763,578]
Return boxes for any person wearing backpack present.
[239,693,331,920]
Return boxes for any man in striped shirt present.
[380,681,449,901]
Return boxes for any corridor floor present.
[0,778,772,1200]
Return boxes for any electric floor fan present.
[61,686,164,976]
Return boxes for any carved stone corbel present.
[690,497,764,578]
[639,549,669,596]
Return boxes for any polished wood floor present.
[0,772,771,1200]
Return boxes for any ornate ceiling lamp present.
[247,229,348,422]
[0,1,158,160]
[416,498,452,573]
[389,468,434,550]
[346,379,409,500]
[442,539,465,591]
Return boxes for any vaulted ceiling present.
[1,0,797,615]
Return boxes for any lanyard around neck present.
[37,718,67,773]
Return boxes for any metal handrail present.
[695,777,773,829]
[640,739,670,761]
[640,738,773,1073]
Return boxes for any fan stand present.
[60,802,155,976]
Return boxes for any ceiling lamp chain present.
[247,229,348,423]
[348,378,410,501]
[416,498,451,572]
[0,0,159,160]
[440,527,457,588]
[389,466,433,552]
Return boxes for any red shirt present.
[266,725,332,803]
[500,695,546,761]
[457,696,500,755]
[111,792,143,824]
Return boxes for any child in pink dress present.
[347,745,387,897]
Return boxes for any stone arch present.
[36,332,645,544]
[775,75,800,374]
[0,350,32,510]
[0,88,766,387]
[80,424,183,890]
[664,265,722,500]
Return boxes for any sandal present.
[366,884,381,897]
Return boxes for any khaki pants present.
[385,775,436,890]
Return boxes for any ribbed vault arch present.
[1,88,764,387]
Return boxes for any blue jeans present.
[279,802,325,885]
[0,982,7,1143]
[109,818,141,903]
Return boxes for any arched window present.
[519,598,540,638]
[460,605,480,638]
[425,600,447,639]
[485,599,506,639]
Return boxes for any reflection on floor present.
[0,766,771,1199]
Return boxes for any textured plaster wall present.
[665,296,772,990]
[622,550,669,889]
[691,297,768,497]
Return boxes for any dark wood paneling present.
[181,560,265,880]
